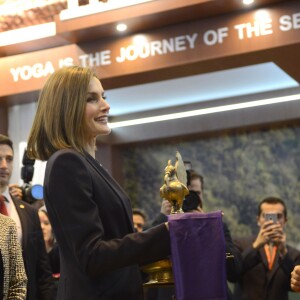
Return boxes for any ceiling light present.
[133,34,148,44]
[108,93,300,128]
[243,0,254,5]
[116,23,128,32]
[254,9,271,21]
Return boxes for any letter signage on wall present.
[0,1,299,98]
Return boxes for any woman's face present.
[85,76,111,139]
[38,211,52,243]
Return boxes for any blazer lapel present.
[11,197,28,250]
[259,246,269,270]
[259,244,280,284]
[267,250,280,281]
[84,153,134,227]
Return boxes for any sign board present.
[0,1,299,98]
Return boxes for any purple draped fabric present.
[168,210,227,300]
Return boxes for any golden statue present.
[142,152,233,289]
[142,151,188,287]
[160,152,189,213]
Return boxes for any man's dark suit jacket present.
[12,198,55,300]
[12,197,55,300]
[233,236,300,300]
[44,149,170,300]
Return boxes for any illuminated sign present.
[0,1,299,97]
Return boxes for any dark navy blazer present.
[44,149,170,300]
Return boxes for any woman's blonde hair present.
[27,66,97,161]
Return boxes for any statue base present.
[141,258,174,287]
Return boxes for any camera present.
[182,191,201,212]
[22,183,44,204]
[21,149,44,204]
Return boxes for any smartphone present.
[265,213,278,223]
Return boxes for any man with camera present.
[233,196,300,300]
[0,134,55,300]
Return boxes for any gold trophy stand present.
[141,153,235,289]
[142,258,174,287]
[142,153,189,287]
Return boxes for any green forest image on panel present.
[120,125,300,247]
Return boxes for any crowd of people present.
[1,66,300,300]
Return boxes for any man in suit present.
[234,196,300,300]
[0,134,55,300]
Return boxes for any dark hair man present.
[234,196,300,300]
[132,208,147,232]
[0,134,55,300]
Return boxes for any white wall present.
[8,102,46,186]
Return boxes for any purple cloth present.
[168,211,227,300]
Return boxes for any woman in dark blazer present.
[27,66,170,300]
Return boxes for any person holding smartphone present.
[233,196,300,300]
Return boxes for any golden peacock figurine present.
[142,151,189,287]
[159,151,189,214]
